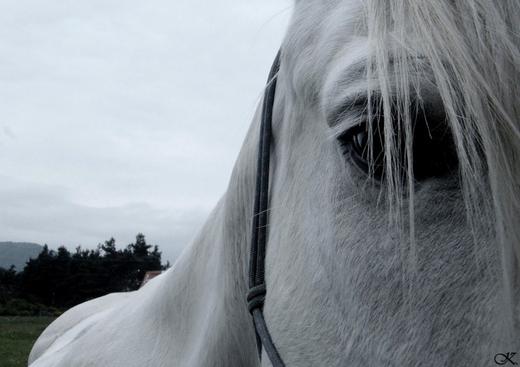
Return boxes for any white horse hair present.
[29,0,520,366]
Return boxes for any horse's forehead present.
[284,0,369,101]
[289,0,366,50]
[285,1,433,104]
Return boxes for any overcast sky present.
[0,0,292,263]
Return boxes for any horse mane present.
[364,0,520,337]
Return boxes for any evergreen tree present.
[0,266,20,303]
[131,233,151,258]
[101,238,117,257]
[2,234,167,313]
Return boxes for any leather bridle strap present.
[247,50,285,367]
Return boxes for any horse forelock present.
[362,0,520,332]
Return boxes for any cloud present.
[2,126,15,139]
[0,0,291,263]
[0,175,206,262]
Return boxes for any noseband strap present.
[247,51,286,367]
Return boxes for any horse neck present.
[154,111,262,366]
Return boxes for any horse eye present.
[337,107,458,181]
[339,123,386,179]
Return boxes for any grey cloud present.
[3,126,15,139]
[0,0,291,262]
[0,176,206,263]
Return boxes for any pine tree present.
[131,233,151,258]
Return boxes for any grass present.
[0,316,55,367]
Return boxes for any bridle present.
[246,51,285,367]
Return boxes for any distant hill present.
[0,242,43,271]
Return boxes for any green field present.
[0,317,55,367]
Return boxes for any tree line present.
[0,233,169,316]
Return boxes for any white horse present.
[29,0,520,366]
